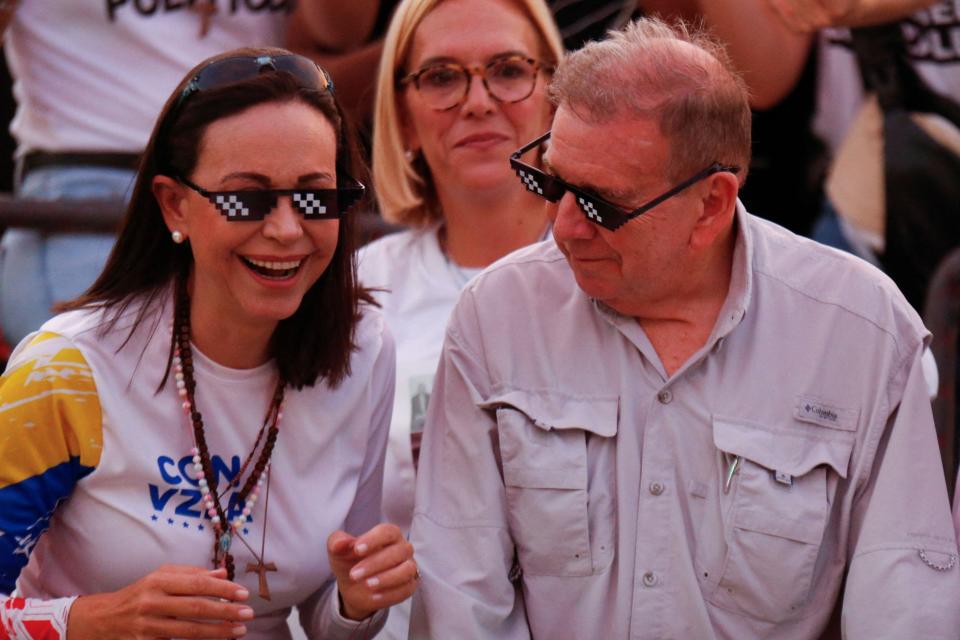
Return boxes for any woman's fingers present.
[156,570,250,601]
[141,568,252,628]
[327,530,356,557]
[155,595,255,623]
[361,558,419,592]
[134,617,248,639]
[364,580,419,609]
[333,523,417,620]
[352,523,404,554]
[348,539,415,583]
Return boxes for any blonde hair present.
[550,17,752,183]
[372,0,563,227]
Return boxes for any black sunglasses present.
[169,53,335,123]
[511,131,740,231]
[178,176,365,221]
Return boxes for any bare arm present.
[288,15,385,125]
[696,0,814,109]
[290,0,381,52]
[699,0,939,108]
[766,0,939,32]
[287,23,383,124]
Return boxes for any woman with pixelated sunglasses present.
[0,48,414,639]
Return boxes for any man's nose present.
[552,191,596,242]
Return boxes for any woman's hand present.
[327,524,417,621]
[67,565,252,639]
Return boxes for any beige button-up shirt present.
[409,204,960,639]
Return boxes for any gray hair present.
[549,17,751,182]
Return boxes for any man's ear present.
[153,175,191,238]
[689,171,739,250]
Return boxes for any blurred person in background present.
[697,0,954,273]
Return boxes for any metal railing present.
[0,194,125,232]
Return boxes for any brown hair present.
[61,47,373,390]
[549,17,752,183]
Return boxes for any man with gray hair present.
[408,17,960,638]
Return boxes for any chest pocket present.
[707,417,854,623]
[485,391,618,578]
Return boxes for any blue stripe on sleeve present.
[0,458,94,593]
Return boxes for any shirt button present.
[642,571,657,587]
[657,390,673,404]
[649,481,665,496]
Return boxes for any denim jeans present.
[811,199,857,253]
[810,199,880,266]
[0,165,135,346]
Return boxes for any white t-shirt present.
[5,0,289,155]
[357,227,481,640]
[3,290,394,639]
[357,227,481,535]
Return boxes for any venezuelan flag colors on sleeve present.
[0,332,102,595]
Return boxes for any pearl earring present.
[171,230,185,244]
[404,149,416,163]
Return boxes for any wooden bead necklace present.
[172,280,285,594]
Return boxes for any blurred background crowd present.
[3,0,958,347]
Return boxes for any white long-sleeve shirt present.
[410,204,960,639]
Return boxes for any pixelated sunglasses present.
[178,176,364,221]
[510,131,740,231]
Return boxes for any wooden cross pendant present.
[246,560,278,601]
[190,0,217,38]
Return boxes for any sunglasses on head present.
[170,53,335,120]
[178,176,365,221]
[510,131,740,232]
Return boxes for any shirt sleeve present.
[296,585,388,640]
[0,596,76,639]
[842,340,960,637]
[408,293,531,638]
[298,320,395,639]
[0,332,103,638]
[342,323,395,538]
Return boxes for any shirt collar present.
[706,199,753,345]
[594,199,755,364]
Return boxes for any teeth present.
[246,258,302,270]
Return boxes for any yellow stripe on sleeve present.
[0,332,103,489]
